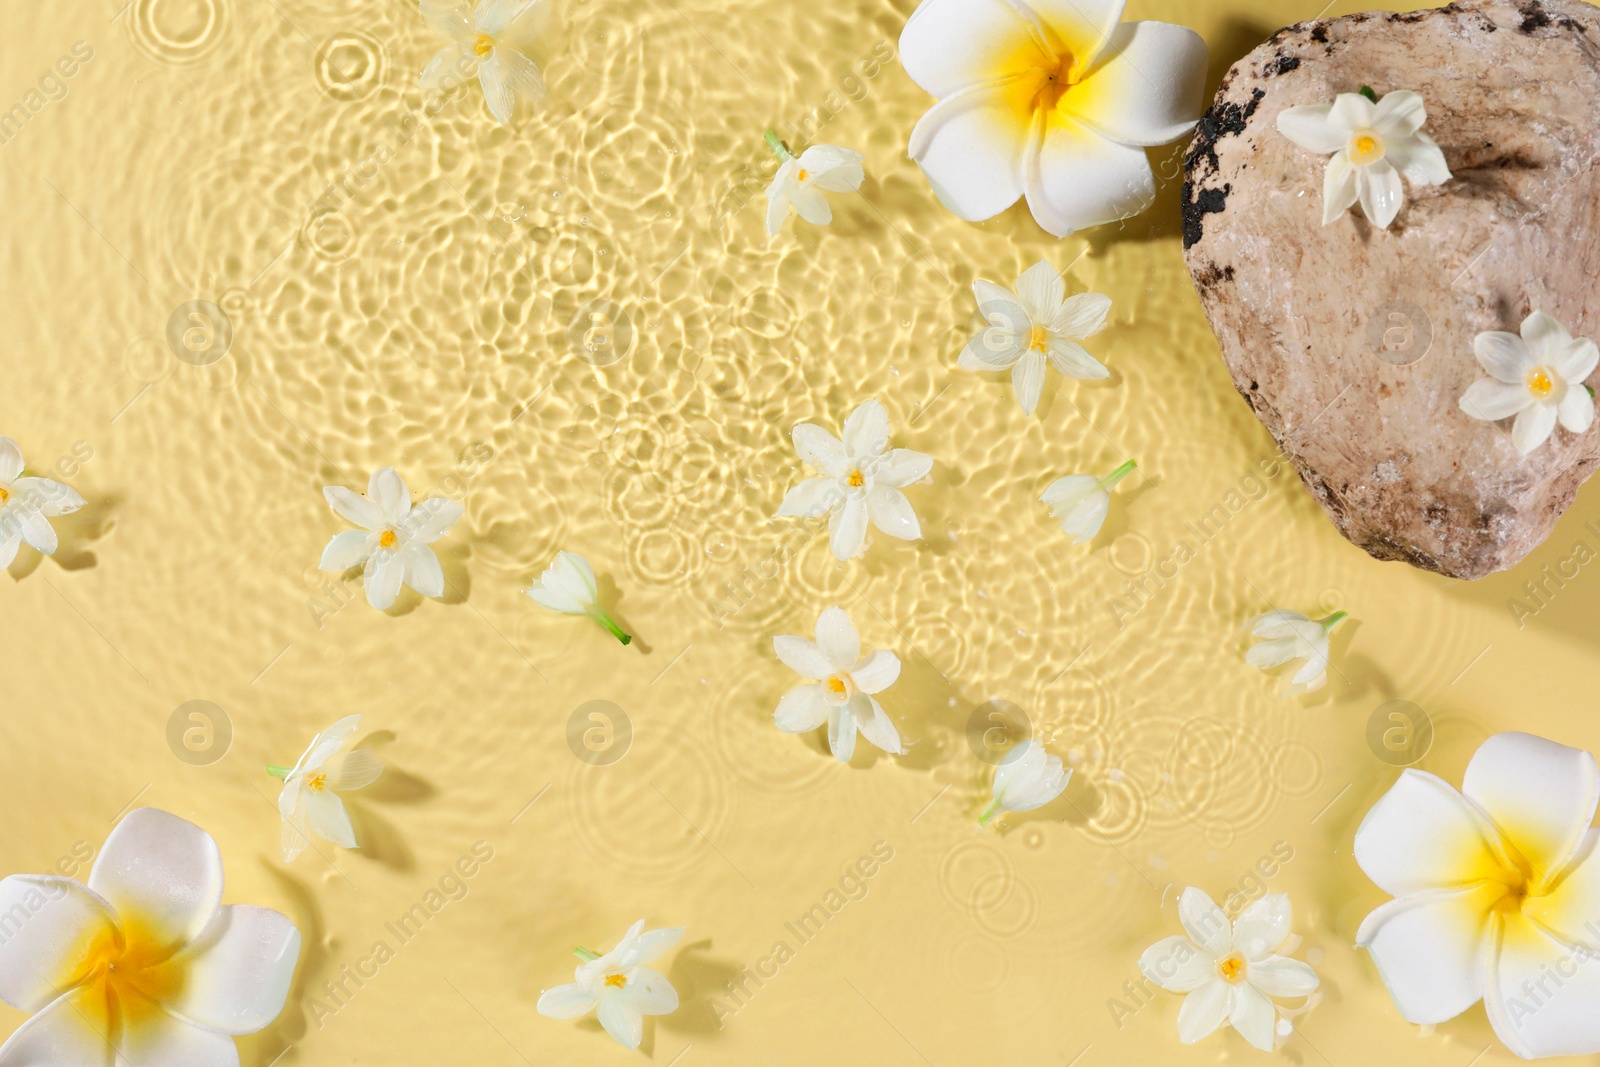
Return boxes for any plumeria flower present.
[776,399,931,561]
[980,740,1070,826]
[1459,310,1598,455]
[963,260,1112,414]
[1243,609,1347,695]
[525,550,633,645]
[1354,731,1600,1058]
[763,132,865,236]
[0,436,85,569]
[0,808,300,1064]
[1041,460,1136,544]
[537,920,684,1050]
[269,714,385,863]
[1278,87,1451,229]
[319,467,465,611]
[1138,887,1320,1051]
[773,606,904,763]
[421,0,547,125]
[899,0,1208,237]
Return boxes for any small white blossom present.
[1459,310,1598,454]
[525,550,632,644]
[773,606,904,763]
[0,436,85,568]
[271,715,385,863]
[777,399,930,561]
[1041,460,1136,544]
[1244,609,1347,695]
[420,0,547,125]
[1138,888,1320,1051]
[319,467,465,611]
[962,260,1112,414]
[537,920,684,1050]
[1277,88,1451,229]
[763,133,865,235]
[980,740,1070,827]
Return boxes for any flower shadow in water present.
[659,939,740,1040]
[7,494,119,579]
[343,730,436,873]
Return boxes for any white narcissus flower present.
[1138,887,1320,1051]
[980,740,1070,826]
[525,550,633,645]
[319,467,465,611]
[537,920,684,1050]
[1354,732,1600,1059]
[421,0,547,125]
[1460,310,1599,455]
[1277,88,1451,229]
[773,606,904,763]
[763,133,866,236]
[270,714,385,863]
[0,436,85,569]
[0,808,300,1064]
[899,0,1208,237]
[1243,609,1347,695]
[776,399,931,561]
[963,260,1113,415]
[1041,459,1136,544]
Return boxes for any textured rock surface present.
[1183,0,1600,579]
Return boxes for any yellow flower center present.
[846,470,865,488]
[1349,131,1386,166]
[379,530,399,549]
[0,485,9,504]
[473,32,494,58]
[66,918,187,1038]
[826,676,849,696]
[797,168,809,183]
[1033,52,1080,113]
[1029,324,1050,352]
[1527,366,1556,400]
[306,772,328,793]
[1216,952,1246,984]
[605,973,628,989]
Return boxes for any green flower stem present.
[1319,610,1349,633]
[590,609,633,646]
[574,947,600,962]
[1099,459,1138,490]
[265,764,293,779]
[978,797,1004,827]
[763,130,793,162]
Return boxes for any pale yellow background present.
[2,0,1595,1063]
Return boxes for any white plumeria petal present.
[1249,956,1320,998]
[828,704,858,763]
[89,809,223,957]
[363,550,406,610]
[0,876,118,1013]
[1233,894,1292,960]
[1461,731,1600,884]
[776,476,843,518]
[323,485,383,530]
[1025,122,1156,238]
[536,982,599,1020]
[0,986,118,1067]
[842,400,891,459]
[1175,977,1231,1044]
[597,997,645,1050]
[401,542,446,598]
[850,650,901,695]
[161,905,302,1035]
[898,0,1045,99]
[1460,379,1533,423]
[791,424,847,478]
[773,635,833,680]
[814,606,860,671]
[1178,888,1232,958]
[1485,913,1600,1058]
[829,494,869,560]
[0,437,23,482]
[1358,160,1405,229]
[319,530,373,572]
[853,696,904,756]
[1011,350,1047,415]
[1512,401,1560,454]
[1355,883,1500,1024]
[1228,981,1277,1052]
[1070,21,1208,147]
[775,686,829,733]
[908,94,1030,224]
[1353,768,1505,897]
[1137,935,1214,993]
[1276,104,1345,154]
[866,488,922,541]
[1027,0,1127,63]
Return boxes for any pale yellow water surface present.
[4,0,1599,1063]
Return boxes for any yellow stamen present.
[306,772,327,793]
[826,676,848,696]
[846,470,865,488]
[1528,367,1555,399]
[1217,953,1246,983]
[1029,324,1049,352]
[473,32,494,58]
[797,168,809,183]
[1349,131,1385,166]
[379,530,399,549]
[0,486,8,503]
[605,973,628,989]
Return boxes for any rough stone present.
[1183,0,1600,579]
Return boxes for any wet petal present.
[158,906,300,1035]
[1249,956,1319,998]
[1277,104,1345,154]
[773,636,832,680]
[1513,403,1559,454]
[1233,894,1291,960]
[1137,935,1213,993]
[774,686,828,733]
[363,550,405,610]
[1485,912,1600,1058]
[1179,888,1232,958]
[853,696,904,755]
[0,986,115,1067]
[89,809,223,958]
[596,996,644,1049]
[1011,349,1046,415]
[814,606,860,670]
[1353,768,1506,897]
[1176,978,1230,1044]
[829,495,868,560]
[1357,161,1404,229]
[850,650,901,695]
[1462,732,1600,884]
[842,400,890,459]
[1354,883,1500,1024]
[866,488,921,541]
[872,449,932,489]
[1014,260,1063,322]
[323,485,382,530]
[401,543,445,598]
[536,982,599,1020]
[0,877,118,1013]
[776,476,843,519]
[0,438,22,483]
[1372,90,1427,140]
[617,967,678,1015]
[1322,153,1359,224]
[1474,330,1532,383]
[319,530,373,572]
[1229,981,1277,1051]
[828,704,857,763]
[792,424,847,477]
[898,0,1045,99]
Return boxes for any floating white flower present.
[1354,731,1600,1059]
[980,740,1070,826]
[420,0,547,125]
[319,467,465,611]
[525,550,633,645]
[1459,310,1598,455]
[962,260,1112,414]
[0,436,84,569]
[1243,609,1347,695]
[1277,88,1451,229]
[269,714,385,863]
[899,0,1208,237]
[0,808,300,1064]
[763,132,865,236]
[773,606,904,763]
[776,399,931,561]
[1138,887,1320,1051]
[537,919,684,1050]
[1041,460,1135,544]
